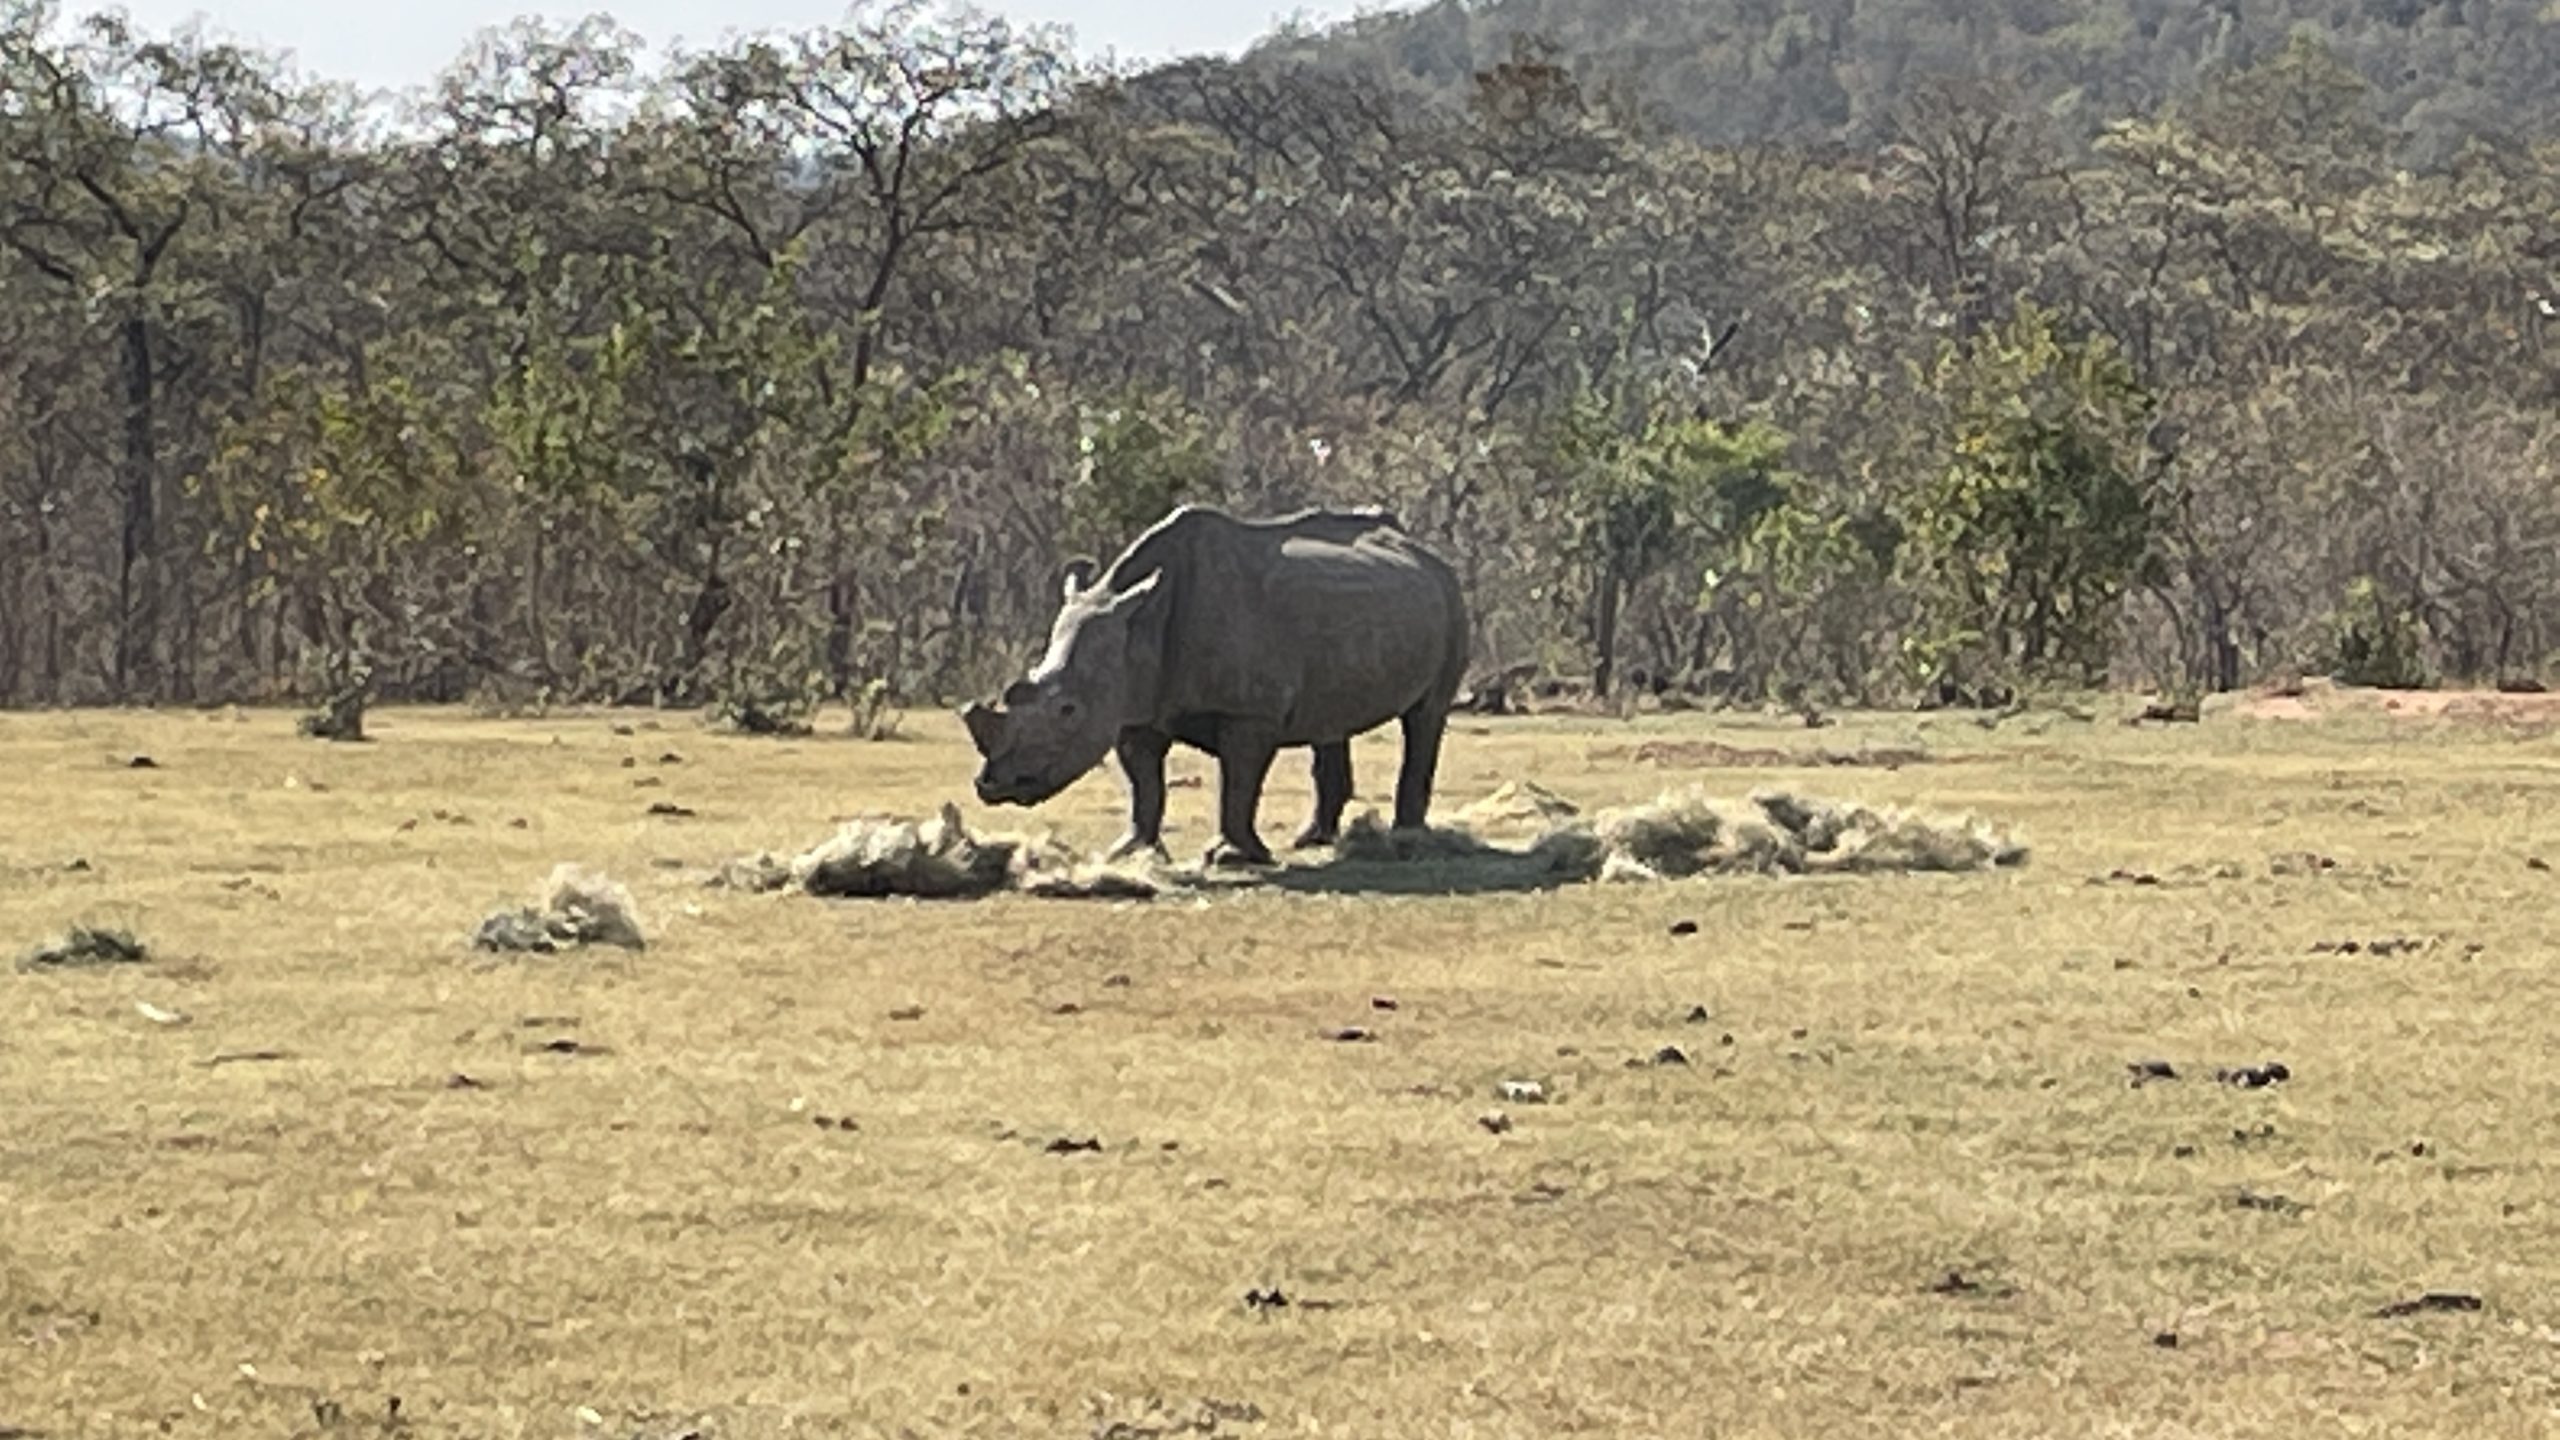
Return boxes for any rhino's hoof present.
[1106,835,1170,864]
[1206,840,1278,871]
[1290,829,1339,852]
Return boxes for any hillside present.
[1252,0,2560,160]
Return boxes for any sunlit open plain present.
[6,692,2560,1438]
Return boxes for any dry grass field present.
[7,688,2560,1438]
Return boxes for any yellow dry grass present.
[5,699,2560,1438]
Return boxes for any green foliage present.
[1063,387,1220,558]
[2323,578,2433,690]
[1542,387,1795,690]
[1548,394,1793,583]
[485,248,643,514]
[1896,302,2159,698]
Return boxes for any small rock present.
[1103,974,1133,988]
[2128,1059,2179,1084]
[1323,1026,1376,1043]
[125,754,158,769]
[1045,1136,1103,1155]
[1684,1005,1711,1024]
[1650,1045,1690,1067]
[888,1005,925,1021]
[1497,1079,1547,1104]
[1927,1270,1981,1295]
[446,1073,486,1090]
[1477,1110,1513,1135]
[2529,857,2551,873]
[1051,1001,1083,1016]
[1370,995,1399,1011]
[646,801,697,818]
[1668,919,1700,936]
[659,752,685,765]
[1243,1287,1289,1313]
[2153,1331,2179,1349]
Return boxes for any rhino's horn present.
[1059,558,1098,601]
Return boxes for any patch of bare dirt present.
[2237,678,2560,727]
[1615,740,1940,770]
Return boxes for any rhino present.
[961,504,1472,868]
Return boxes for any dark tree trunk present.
[1592,561,1623,699]
[115,314,161,700]
[2202,588,2241,692]
[674,573,733,704]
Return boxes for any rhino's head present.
[962,562,1164,808]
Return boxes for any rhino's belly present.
[1276,694,1411,745]
[1159,702,1406,753]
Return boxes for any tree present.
[1541,386,1791,697]
[1897,301,2158,698]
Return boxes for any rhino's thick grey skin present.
[961,504,1471,869]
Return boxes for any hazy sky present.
[86,0,1382,93]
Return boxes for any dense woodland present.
[4,0,2558,719]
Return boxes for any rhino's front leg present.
[1293,741,1353,850]
[1205,720,1280,869]
[1108,727,1173,863]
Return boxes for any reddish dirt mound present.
[2237,679,2560,726]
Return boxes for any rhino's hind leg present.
[1107,728,1174,862]
[1293,741,1353,850]
[1205,721,1280,869]
[1393,703,1450,832]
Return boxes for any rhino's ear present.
[960,701,1005,754]
[1058,558,1098,602]
[1096,569,1164,621]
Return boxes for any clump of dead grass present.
[473,864,647,953]
[791,804,1056,899]
[1455,779,1582,830]
[716,804,1174,902]
[1325,783,2024,884]
[710,780,2022,906]
[1586,787,2026,880]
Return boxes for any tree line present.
[4,0,2556,719]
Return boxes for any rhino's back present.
[1118,506,1468,741]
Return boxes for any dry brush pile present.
[678,779,2028,906]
